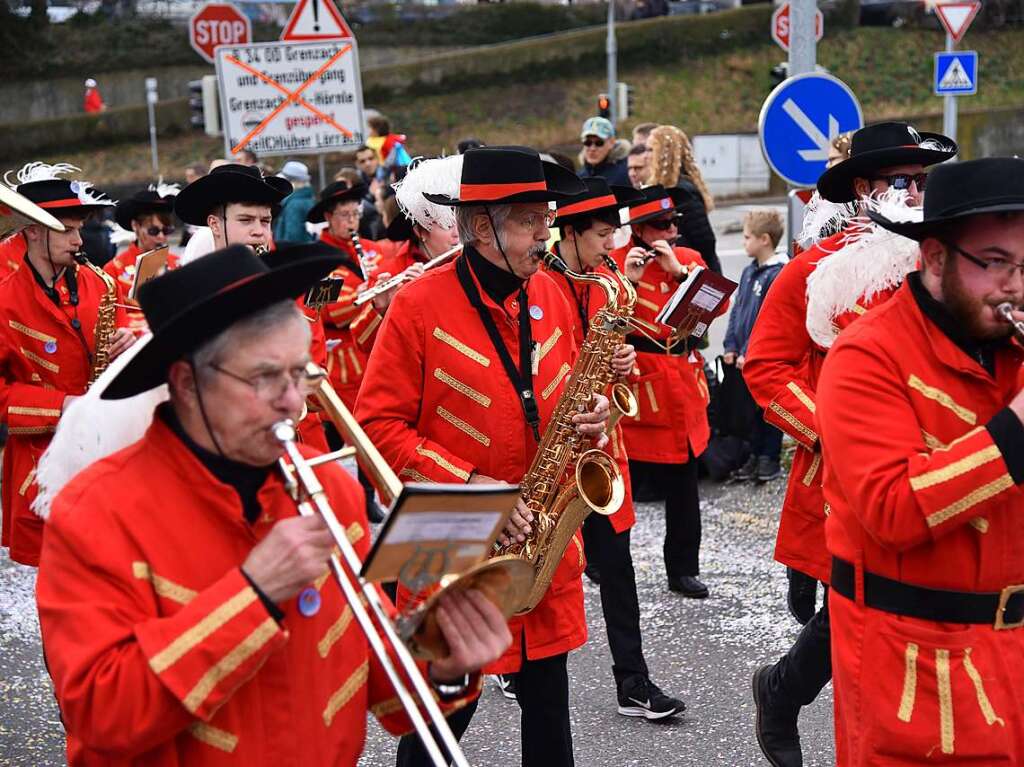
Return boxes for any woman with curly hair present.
[645,125,721,273]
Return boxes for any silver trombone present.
[274,398,469,767]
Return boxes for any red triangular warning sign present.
[281,0,352,41]
[934,2,981,43]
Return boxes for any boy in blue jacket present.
[723,209,787,481]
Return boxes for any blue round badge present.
[297,587,321,617]
[44,340,57,354]
[529,305,544,321]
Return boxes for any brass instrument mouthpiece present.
[272,419,297,442]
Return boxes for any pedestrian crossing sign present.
[934,50,978,96]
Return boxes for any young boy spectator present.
[724,209,788,482]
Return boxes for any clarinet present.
[351,231,373,280]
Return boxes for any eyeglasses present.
[645,215,682,232]
[145,225,176,237]
[582,138,606,148]
[513,211,556,230]
[948,242,1024,280]
[332,209,361,221]
[209,363,326,401]
[871,173,928,192]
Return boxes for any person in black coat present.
[646,125,721,274]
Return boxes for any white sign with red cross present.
[190,2,251,65]
[215,39,365,158]
[772,2,824,53]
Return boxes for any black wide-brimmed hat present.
[174,164,292,226]
[101,242,343,399]
[622,185,688,226]
[384,212,414,242]
[17,178,114,216]
[306,181,368,224]
[869,157,1024,242]
[115,186,178,230]
[553,177,643,226]
[423,146,585,207]
[817,122,957,203]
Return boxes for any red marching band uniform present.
[744,227,900,583]
[820,279,1024,764]
[355,255,588,673]
[0,231,27,279]
[609,240,713,466]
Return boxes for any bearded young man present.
[744,121,957,767]
[355,147,611,767]
[106,184,181,290]
[0,162,135,566]
[36,243,511,766]
[816,157,1024,766]
[548,177,686,722]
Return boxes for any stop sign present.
[190,2,252,64]
[772,2,824,52]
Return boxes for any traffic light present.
[189,76,221,136]
[597,93,611,120]
[616,82,634,121]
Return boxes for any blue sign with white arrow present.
[758,72,864,188]
[935,51,978,96]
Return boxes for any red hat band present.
[629,197,674,221]
[558,194,618,218]
[459,180,548,203]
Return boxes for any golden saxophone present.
[76,257,118,386]
[493,254,631,613]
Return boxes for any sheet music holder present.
[655,266,737,339]
[304,276,345,311]
[361,483,520,593]
[128,245,170,301]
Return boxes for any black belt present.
[831,557,1024,630]
[626,334,688,357]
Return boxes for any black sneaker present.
[756,456,784,482]
[731,455,758,482]
[617,675,685,721]
[668,575,709,599]
[752,665,803,767]
[491,673,517,701]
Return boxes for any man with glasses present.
[106,184,181,290]
[745,121,957,767]
[816,157,1024,766]
[611,185,724,601]
[627,145,649,189]
[356,147,610,767]
[578,116,630,187]
[35,243,511,766]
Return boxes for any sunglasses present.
[871,173,928,192]
[582,138,606,148]
[645,215,682,231]
[145,225,176,237]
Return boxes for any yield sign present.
[934,1,981,43]
[281,0,353,41]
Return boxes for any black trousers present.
[764,588,832,708]
[581,514,648,687]
[395,650,574,767]
[628,457,702,578]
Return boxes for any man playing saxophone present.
[36,243,511,766]
[355,147,610,767]
[0,163,135,566]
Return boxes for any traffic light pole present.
[606,0,618,123]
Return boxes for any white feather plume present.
[393,155,463,232]
[796,190,856,247]
[804,189,923,348]
[33,334,168,520]
[5,162,81,188]
[150,181,181,199]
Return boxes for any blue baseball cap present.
[580,117,615,141]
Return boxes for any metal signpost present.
[145,77,159,179]
[215,39,365,161]
[934,1,981,144]
[607,0,618,124]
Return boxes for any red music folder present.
[655,266,737,338]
